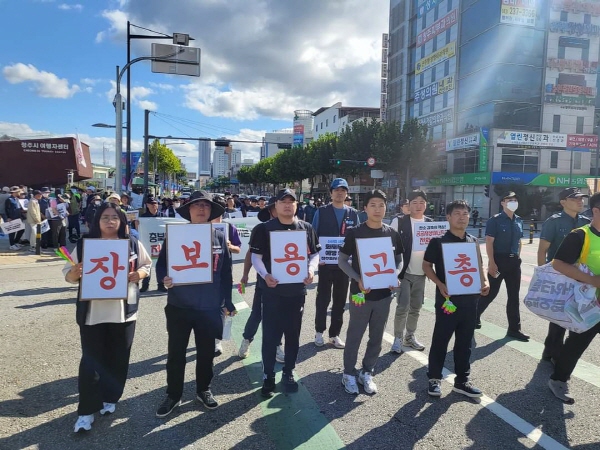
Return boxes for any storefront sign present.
[497,130,567,148]
[430,172,491,186]
[567,134,598,150]
[544,94,595,105]
[550,21,600,36]
[545,84,596,96]
[446,133,480,152]
[552,0,600,16]
[415,42,456,75]
[417,9,458,47]
[417,0,439,18]
[500,0,536,27]
[547,58,599,74]
[492,172,588,187]
[415,75,454,104]
[418,108,453,128]
[293,124,304,147]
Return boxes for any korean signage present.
[167,223,213,285]
[418,108,453,128]
[270,230,308,284]
[567,134,598,150]
[547,58,598,74]
[293,124,304,147]
[413,222,450,252]
[417,0,439,18]
[381,33,389,122]
[442,243,482,296]
[550,21,600,36]
[0,219,25,235]
[500,0,536,27]
[415,75,454,104]
[544,94,595,105]
[446,133,479,152]
[356,237,398,290]
[417,9,458,47]
[497,130,567,148]
[479,127,490,172]
[415,42,456,75]
[80,239,129,300]
[430,173,492,186]
[138,217,186,259]
[552,0,600,16]
[491,172,589,187]
[318,237,345,265]
[546,84,596,96]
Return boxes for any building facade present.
[197,140,211,176]
[261,130,294,159]
[312,103,381,140]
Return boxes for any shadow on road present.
[7,286,77,299]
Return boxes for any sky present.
[0,0,389,176]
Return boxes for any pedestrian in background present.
[26,190,43,252]
[5,186,25,250]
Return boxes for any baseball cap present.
[559,187,589,200]
[330,178,349,190]
[276,188,297,201]
[86,186,96,192]
[408,190,427,202]
[145,196,159,204]
[502,191,518,200]
[40,187,51,193]
[258,196,277,222]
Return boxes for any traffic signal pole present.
[143,109,150,197]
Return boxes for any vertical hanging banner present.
[356,237,398,290]
[167,223,213,285]
[80,239,130,300]
[479,127,490,172]
[270,230,308,284]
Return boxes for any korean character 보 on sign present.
[249,188,320,396]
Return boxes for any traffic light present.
[154,173,160,184]
[336,160,341,165]
[484,186,489,197]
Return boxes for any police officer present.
[250,189,320,397]
[477,191,529,341]
[312,178,360,349]
[538,187,589,363]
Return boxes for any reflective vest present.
[578,225,600,276]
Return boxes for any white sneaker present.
[329,336,345,349]
[9,244,19,250]
[214,340,223,357]
[29,247,36,253]
[403,334,426,351]
[100,402,115,415]
[276,345,285,363]
[238,339,251,359]
[358,370,378,394]
[15,243,23,248]
[342,374,359,395]
[314,332,325,347]
[391,337,403,354]
[74,414,94,432]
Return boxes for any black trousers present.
[428,295,478,384]
[68,214,81,238]
[543,322,566,360]
[315,265,349,337]
[78,321,136,415]
[243,284,262,342]
[8,229,24,246]
[551,322,600,382]
[477,254,522,331]
[262,293,304,376]
[164,304,221,399]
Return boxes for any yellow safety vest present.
[578,225,600,276]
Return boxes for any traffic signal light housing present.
[154,173,160,184]
[484,186,489,197]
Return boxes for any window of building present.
[446,29,451,45]
[432,37,437,52]
[448,0,452,12]
[422,14,426,29]
[560,11,568,21]
[444,60,450,76]
[574,151,582,170]
[501,149,539,173]
[577,116,584,134]
[320,122,323,130]
[453,149,480,174]
[553,115,561,133]
[316,125,318,132]
[584,14,591,25]
[443,92,448,108]
[420,73,425,87]
[333,115,336,123]
[430,97,435,112]
[441,122,447,139]
[421,45,425,59]
[558,45,566,59]
[431,66,436,83]
[326,119,329,127]
[434,4,439,21]
[550,151,558,169]
[419,101,424,116]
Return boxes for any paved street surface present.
[1,229,599,449]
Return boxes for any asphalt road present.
[1,235,599,450]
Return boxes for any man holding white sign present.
[422,200,489,398]
[338,189,403,395]
[250,189,320,397]
[312,178,360,349]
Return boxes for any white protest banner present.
[18,199,29,210]
[226,216,260,261]
[45,208,58,219]
[225,211,242,219]
[81,239,130,300]
[442,242,482,295]
[0,219,25,235]
[356,237,398,290]
[318,237,345,264]
[40,219,50,234]
[270,230,308,284]
[247,211,259,217]
[57,203,69,216]
[138,217,187,259]
[212,222,229,239]
[126,210,139,222]
[167,223,213,285]
[413,221,449,251]
[131,193,144,209]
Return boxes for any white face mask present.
[506,201,518,212]
[94,201,102,206]
[173,203,180,208]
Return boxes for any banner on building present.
[500,0,536,27]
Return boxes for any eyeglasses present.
[190,202,211,210]
[100,216,120,223]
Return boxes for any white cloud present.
[2,63,81,98]
[149,82,175,91]
[138,100,157,111]
[95,9,128,43]
[81,78,101,86]
[106,81,157,110]
[58,3,83,11]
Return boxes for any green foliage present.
[149,139,182,175]
[335,118,382,176]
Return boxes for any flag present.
[75,132,87,168]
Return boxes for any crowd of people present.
[29,177,596,433]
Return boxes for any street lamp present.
[92,123,128,129]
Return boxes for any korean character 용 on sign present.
[274,243,306,276]
[270,230,308,284]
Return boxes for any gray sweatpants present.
[394,273,426,338]
[343,295,393,375]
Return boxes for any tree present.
[149,139,182,175]
[335,118,381,177]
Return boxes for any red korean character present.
[364,252,395,277]
[171,240,210,271]
[86,251,126,290]
[274,242,306,276]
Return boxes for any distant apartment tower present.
[261,129,294,159]
[212,143,231,177]
[197,140,211,176]
[312,102,380,140]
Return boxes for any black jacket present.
[398,214,434,279]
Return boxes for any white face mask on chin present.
[506,201,518,212]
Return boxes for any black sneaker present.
[140,284,149,293]
[197,390,219,409]
[261,375,276,398]
[282,372,299,393]
[155,396,181,418]
[506,330,530,342]
[157,283,168,292]
[453,381,483,398]
[428,379,442,397]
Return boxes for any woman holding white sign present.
[63,202,152,433]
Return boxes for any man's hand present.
[488,261,499,278]
[480,281,490,296]
[358,279,371,294]
[240,274,249,285]
[163,276,174,288]
[223,307,237,317]
[304,271,314,286]
[436,282,449,298]
[265,274,278,288]
[128,270,142,283]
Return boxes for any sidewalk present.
[0,234,71,267]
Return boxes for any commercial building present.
[261,129,294,159]
[312,103,381,140]
[197,140,211,176]
[387,0,600,219]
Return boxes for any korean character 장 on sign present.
[167,223,213,285]
[270,230,308,284]
[80,239,130,300]
[356,237,398,290]
[441,242,482,296]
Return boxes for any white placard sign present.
[356,237,398,290]
[0,219,25,234]
[442,242,482,295]
[167,223,213,285]
[225,211,242,219]
[212,222,229,240]
[226,216,260,261]
[247,211,259,217]
[81,239,130,300]
[126,210,139,222]
[18,199,29,210]
[40,219,50,234]
[318,237,345,264]
[413,221,449,252]
[138,217,187,259]
[57,203,69,216]
[270,230,308,284]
